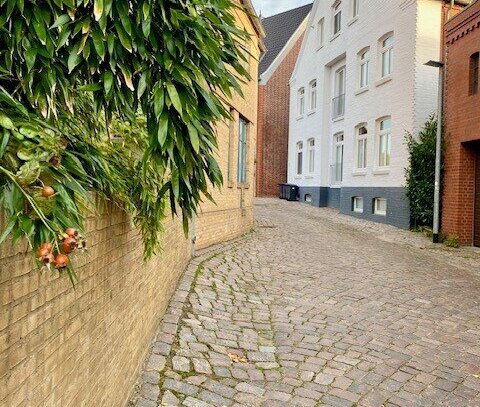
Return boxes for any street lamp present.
[425,59,445,244]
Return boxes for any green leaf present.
[68,43,82,73]
[157,112,169,147]
[92,29,106,60]
[187,123,199,153]
[166,83,182,116]
[94,0,104,21]
[25,48,37,72]
[0,216,16,246]
[104,71,114,95]
[51,14,71,29]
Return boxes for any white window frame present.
[380,33,394,78]
[317,18,325,47]
[377,117,391,168]
[309,80,317,112]
[332,1,342,36]
[307,138,315,174]
[374,198,387,216]
[333,132,344,183]
[358,47,370,89]
[355,124,368,170]
[298,87,305,117]
[352,0,359,19]
[237,117,248,184]
[296,141,303,175]
[353,197,363,213]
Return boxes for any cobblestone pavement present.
[132,198,480,407]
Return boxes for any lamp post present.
[425,60,445,243]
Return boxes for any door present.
[474,151,480,246]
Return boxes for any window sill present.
[355,87,369,96]
[237,182,250,189]
[375,75,392,88]
[305,175,314,179]
[353,209,363,214]
[307,110,316,116]
[297,115,304,121]
[316,44,324,52]
[227,180,235,188]
[372,168,390,175]
[332,116,344,123]
[374,212,387,217]
[352,169,367,176]
[348,16,359,26]
[330,33,341,42]
[294,176,302,180]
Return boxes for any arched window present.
[355,125,368,169]
[296,141,303,175]
[307,138,315,173]
[309,80,317,112]
[377,117,391,168]
[380,33,394,78]
[298,88,305,116]
[358,48,370,88]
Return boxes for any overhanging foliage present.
[0,0,253,279]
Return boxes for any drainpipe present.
[426,60,445,243]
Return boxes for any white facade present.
[288,0,446,226]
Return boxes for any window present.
[377,117,391,167]
[317,18,325,46]
[333,133,344,183]
[333,66,346,119]
[356,125,368,169]
[237,117,248,183]
[296,142,303,175]
[309,80,317,111]
[333,2,342,35]
[358,48,370,88]
[298,88,305,116]
[227,108,235,184]
[470,52,479,95]
[352,197,363,213]
[380,34,394,78]
[352,0,359,18]
[307,138,315,173]
[373,198,387,216]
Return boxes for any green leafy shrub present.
[0,0,253,280]
[405,116,441,228]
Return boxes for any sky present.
[251,0,313,17]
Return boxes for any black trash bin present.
[279,184,298,201]
[286,184,299,201]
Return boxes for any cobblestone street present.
[132,198,480,407]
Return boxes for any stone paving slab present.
[130,198,480,407]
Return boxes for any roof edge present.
[241,0,266,51]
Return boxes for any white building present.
[288,0,466,228]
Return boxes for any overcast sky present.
[252,0,313,17]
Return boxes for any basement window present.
[352,197,363,213]
[373,198,387,216]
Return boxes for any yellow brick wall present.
[195,2,262,249]
[0,4,261,407]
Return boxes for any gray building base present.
[297,186,410,229]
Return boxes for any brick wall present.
[256,34,304,197]
[442,1,480,244]
[0,4,263,406]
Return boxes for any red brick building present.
[256,4,312,197]
[442,0,480,245]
